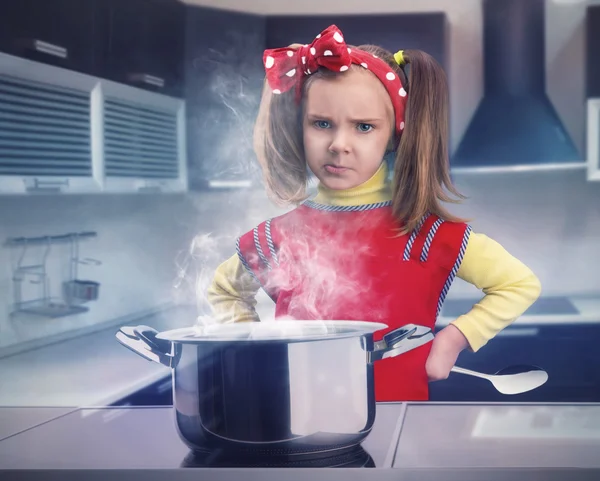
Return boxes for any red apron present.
[237,200,471,401]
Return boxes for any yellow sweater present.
[207,163,542,352]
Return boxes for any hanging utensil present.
[10,237,52,313]
[450,364,549,395]
[62,233,101,305]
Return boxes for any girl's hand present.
[425,324,470,381]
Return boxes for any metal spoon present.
[450,364,549,395]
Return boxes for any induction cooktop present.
[2,402,599,476]
[0,404,403,469]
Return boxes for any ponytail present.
[253,77,308,205]
[391,50,467,234]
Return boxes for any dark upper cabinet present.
[102,0,185,97]
[265,14,448,71]
[0,0,185,98]
[0,0,103,75]
[587,6,600,98]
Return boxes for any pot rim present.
[155,320,389,344]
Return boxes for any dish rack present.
[5,231,101,318]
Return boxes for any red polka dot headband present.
[262,24,408,135]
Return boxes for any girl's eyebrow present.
[348,117,384,123]
[306,112,384,123]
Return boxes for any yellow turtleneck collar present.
[312,161,392,206]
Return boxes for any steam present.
[173,231,236,325]
[177,32,268,326]
[261,215,389,323]
[188,31,264,184]
[173,208,392,339]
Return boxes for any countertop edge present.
[0,303,177,361]
[1,467,599,481]
[436,314,600,326]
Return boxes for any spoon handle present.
[450,366,491,380]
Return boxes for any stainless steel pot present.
[115,320,433,456]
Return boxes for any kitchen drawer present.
[101,0,185,97]
[0,0,102,75]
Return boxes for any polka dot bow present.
[262,24,408,135]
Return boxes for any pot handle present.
[115,325,180,368]
[368,324,434,363]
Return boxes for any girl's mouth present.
[324,164,349,174]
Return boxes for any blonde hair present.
[253,43,467,233]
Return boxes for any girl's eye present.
[314,120,330,129]
[358,123,373,133]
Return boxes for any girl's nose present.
[328,129,352,154]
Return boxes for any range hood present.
[452,0,582,170]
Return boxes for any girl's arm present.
[451,232,542,352]
[206,254,262,323]
[426,231,541,381]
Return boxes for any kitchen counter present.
[0,305,196,407]
[0,402,599,481]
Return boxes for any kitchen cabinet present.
[0,0,187,194]
[0,0,102,76]
[0,50,187,194]
[587,6,600,98]
[102,0,185,98]
[184,6,266,188]
[588,97,600,181]
[586,7,600,181]
[430,324,600,403]
[0,0,185,98]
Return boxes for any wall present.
[449,168,600,298]
[0,188,286,355]
[0,193,195,352]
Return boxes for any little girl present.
[207,25,541,402]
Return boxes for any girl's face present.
[302,68,394,190]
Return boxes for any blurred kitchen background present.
[0,0,599,407]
